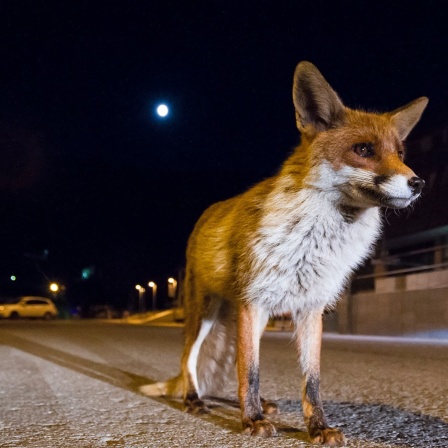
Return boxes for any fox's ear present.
[292,61,345,133]
[390,97,428,140]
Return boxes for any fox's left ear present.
[292,61,345,133]
[390,97,428,140]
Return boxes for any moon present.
[156,104,169,117]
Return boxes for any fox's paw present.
[243,419,277,438]
[184,397,210,415]
[261,399,279,415]
[310,427,346,446]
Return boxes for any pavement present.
[123,310,183,326]
[0,319,446,448]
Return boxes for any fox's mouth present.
[382,197,414,209]
[343,185,419,209]
[363,188,420,209]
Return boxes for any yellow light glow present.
[50,283,59,292]
[148,281,155,288]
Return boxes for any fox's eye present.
[353,142,374,158]
[398,150,404,161]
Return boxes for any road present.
[0,320,447,448]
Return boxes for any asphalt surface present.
[0,320,447,448]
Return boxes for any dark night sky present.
[1,1,448,307]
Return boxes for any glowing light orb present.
[156,104,169,117]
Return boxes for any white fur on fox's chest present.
[247,185,381,314]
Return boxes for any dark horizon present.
[1,1,447,310]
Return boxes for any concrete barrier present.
[334,287,448,336]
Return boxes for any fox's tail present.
[196,300,237,396]
[139,374,184,397]
[139,300,237,398]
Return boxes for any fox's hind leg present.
[181,302,220,414]
[181,267,221,414]
[296,308,346,446]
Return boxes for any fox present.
[140,61,427,446]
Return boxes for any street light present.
[49,282,62,301]
[167,277,177,299]
[135,285,146,313]
[148,281,157,310]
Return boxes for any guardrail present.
[355,244,448,281]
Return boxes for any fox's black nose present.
[408,176,425,193]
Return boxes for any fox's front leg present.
[297,309,346,447]
[237,303,276,437]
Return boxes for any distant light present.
[50,283,59,292]
[148,281,155,288]
[156,104,169,117]
[10,275,16,281]
[81,266,94,280]
[168,277,175,284]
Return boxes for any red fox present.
[141,61,427,446]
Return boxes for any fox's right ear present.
[390,96,429,140]
[292,61,345,133]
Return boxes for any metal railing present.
[354,244,448,281]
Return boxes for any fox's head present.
[292,61,428,209]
